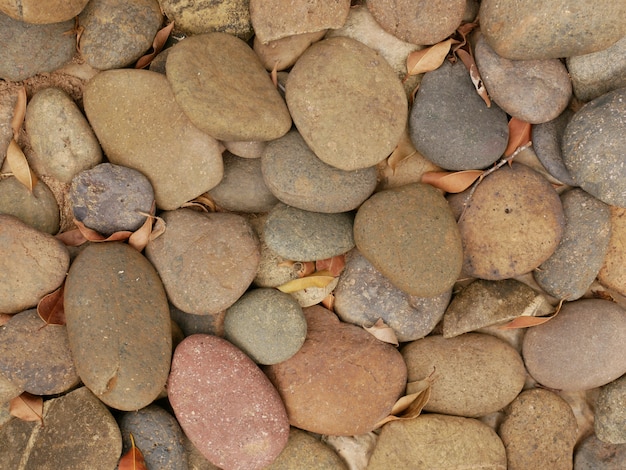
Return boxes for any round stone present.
[595,374,626,444]
[267,428,347,469]
[159,0,252,38]
[0,177,59,234]
[0,0,88,24]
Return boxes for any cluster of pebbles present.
[1,0,626,469]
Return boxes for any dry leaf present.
[404,38,458,79]
[421,169,483,193]
[456,48,491,107]
[135,21,175,69]
[364,318,399,346]
[295,261,316,278]
[37,284,65,326]
[271,60,279,87]
[504,117,532,156]
[128,205,160,251]
[182,193,218,212]
[321,293,335,311]
[500,299,564,329]
[387,130,418,173]
[10,392,44,426]
[374,370,435,428]
[11,86,27,138]
[276,271,335,293]
[75,219,133,243]
[315,254,345,277]
[118,433,148,470]
[6,140,37,192]
[452,22,478,52]
[55,228,88,247]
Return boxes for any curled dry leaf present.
[315,254,345,277]
[363,318,399,346]
[321,293,335,312]
[182,193,218,212]
[135,21,175,69]
[55,228,88,247]
[270,60,279,87]
[10,392,44,426]
[456,48,491,108]
[404,38,458,81]
[499,299,564,329]
[421,169,483,193]
[118,433,148,470]
[276,270,335,293]
[7,140,37,192]
[294,261,316,278]
[504,117,532,157]
[75,219,133,243]
[37,283,65,326]
[128,204,164,251]
[387,129,418,173]
[11,85,27,138]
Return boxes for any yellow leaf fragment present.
[421,169,483,193]
[10,392,44,426]
[363,318,399,346]
[7,140,37,192]
[276,271,335,293]
[405,38,458,78]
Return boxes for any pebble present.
[499,388,578,470]
[119,405,188,470]
[402,333,526,417]
[367,414,507,469]
[599,206,626,295]
[145,209,260,314]
[261,130,377,213]
[222,140,266,159]
[534,189,611,300]
[409,60,509,170]
[523,299,626,391]
[169,334,289,470]
[78,0,163,70]
[254,31,327,71]
[532,109,577,185]
[594,374,626,444]
[575,433,626,470]
[0,371,22,403]
[286,36,407,171]
[83,69,223,210]
[64,242,172,410]
[562,87,626,207]
[25,87,102,183]
[264,305,407,436]
[459,163,565,279]
[334,249,450,342]
[170,305,225,338]
[0,90,16,167]
[474,36,572,124]
[354,183,463,297]
[69,163,154,236]
[166,32,292,142]
[267,427,347,470]
[479,0,626,60]
[224,288,307,365]
[0,0,89,24]
[0,215,69,314]
[0,177,59,234]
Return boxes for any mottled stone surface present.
[254,31,326,71]
[599,206,626,295]
[267,428,347,470]
[532,109,577,185]
[575,433,626,470]
[595,374,626,444]
[0,0,88,23]
[0,177,59,234]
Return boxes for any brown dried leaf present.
[7,140,37,192]
[321,293,335,312]
[405,38,458,78]
[135,21,175,69]
[453,22,478,52]
[182,193,218,212]
[374,370,435,428]
[11,86,27,138]
[37,284,65,326]
[456,48,491,107]
[387,130,418,173]
[55,228,88,247]
[315,254,345,277]
[504,117,532,157]
[118,433,148,470]
[271,60,279,87]
[9,392,44,425]
[500,299,564,329]
[75,219,132,243]
[295,261,316,278]
[277,271,335,293]
[364,318,399,346]
[421,169,483,193]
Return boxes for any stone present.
[523,299,626,391]
[64,242,172,410]
[474,36,572,124]
[83,69,223,210]
[267,428,347,469]
[222,140,266,159]
[599,207,626,295]
[334,249,450,342]
[224,288,307,365]
[78,0,163,70]
[595,374,626,444]
[254,31,327,71]
[170,305,226,337]
[367,414,507,469]
[263,203,354,262]
[286,36,407,171]
[0,215,69,314]
[366,0,465,46]
[261,130,377,213]
[479,0,626,60]
[0,177,59,234]
[0,371,22,403]
[459,163,565,280]
[25,87,102,183]
[169,334,289,470]
[532,109,577,185]
[534,189,612,300]
[409,61,509,170]
[0,88,17,169]
[562,87,626,207]
[402,333,526,417]
[499,388,578,470]
[265,305,407,435]
[575,433,626,470]
[166,32,292,142]
[0,0,88,24]
[182,434,221,470]
[145,209,260,314]
[354,183,463,297]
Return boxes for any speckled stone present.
[595,374,626,444]
[575,434,626,470]
[254,31,327,71]
[0,0,88,23]
[266,427,347,469]
[0,177,59,234]
[169,305,225,337]
[532,109,577,185]
[599,206,626,295]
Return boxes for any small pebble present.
[0,177,59,234]
[594,374,626,444]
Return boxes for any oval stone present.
[169,334,289,470]
[0,177,59,234]
[595,374,626,444]
[354,183,462,297]
[599,206,626,295]
[267,427,347,470]
[0,0,89,24]
[65,242,172,410]
[575,434,626,470]
[532,109,577,185]
[522,299,626,391]
[160,0,252,38]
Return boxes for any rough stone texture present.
[409,61,509,170]
[0,371,22,403]
[65,242,172,411]
[368,414,507,469]
[267,428,347,469]
[532,109,577,185]
[534,189,611,300]
[0,0,88,23]
[0,89,17,169]
[499,389,578,470]
[562,87,626,207]
[84,69,223,210]
[166,32,292,142]
[366,0,465,46]
[145,209,260,314]
[354,183,463,297]
[79,0,163,70]
[250,0,350,43]
[25,87,102,183]
[599,206,626,295]
[222,140,266,159]
[0,215,69,314]
[182,434,221,470]
[0,13,75,81]
[169,334,289,470]
[575,433,626,470]
[595,374,626,444]
[254,31,327,71]
[170,305,225,337]
[479,0,626,60]
[459,163,565,280]
[474,36,572,124]
[264,305,407,436]
[224,288,306,365]
[0,177,59,234]
[286,37,407,171]
[402,333,526,417]
[261,130,377,213]
[334,249,450,342]
[523,299,626,391]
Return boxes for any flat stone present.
[475,36,572,124]
[169,334,289,470]
[286,36,407,171]
[595,374,626,444]
[532,109,577,185]
[83,69,223,210]
[65,242,172,410]
[499,389,578,469]
[354,183,463,297]
[0,177,59,234]
[267,428,347,470]
[523,299,626,391]
[409,61,509,170]
[599,207,626,296]
[160,0,252,39]
[575,433,626,470]
[0,0,88,24]
[166,32,292,141]
[562,87,626,207]
[254,31,327,71]
[0,371,22,403]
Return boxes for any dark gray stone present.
[532,109,577,185]
[170,304,225,337]
[595,374,626,444]
[575,434,626,470]
[0,177,59,234]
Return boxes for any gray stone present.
[0,0,89,24]
[170,305,225,337]
[595,374,626,444]
[0,177,59,234]
[575,433,626,470]
[267,428,347,469]
[532,109,577,185]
